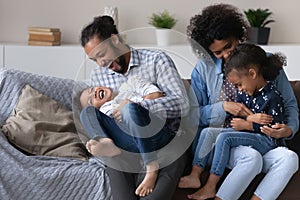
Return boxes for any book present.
[29,33,61,42]
[28,27,60,32]
[28,40,61,46]
[28,30,61,36]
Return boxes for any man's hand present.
[260,123,293,139]
[112,99,132,122]
[231,118,253,131]
[247,113,273,125]
[223,101,253,117]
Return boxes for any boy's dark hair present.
[187,3,249,56]
[80,15,120,47]
[225,43,286,81]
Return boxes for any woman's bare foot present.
[86,138,121,157]
[135,161,159,197]
[178,174,201,189]
[178,165,203,189]
[187,185,216,200]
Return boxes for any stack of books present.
[28,27,61,46]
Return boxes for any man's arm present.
[139,52,189,118]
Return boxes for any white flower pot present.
[155,28,172,46]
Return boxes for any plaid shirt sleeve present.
[139,52,189,118]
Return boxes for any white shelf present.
[260,45,300,80]
[3,44,86,80]
[0,45,3,68]
[1,43,300,80]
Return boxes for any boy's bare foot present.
[187,185,216,200]
[86,138,121,157]
[178,174,201,189]
[135,161,159,197]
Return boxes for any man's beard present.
[114,55,127,74]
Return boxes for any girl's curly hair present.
[187,3,249,57]
[225,43,286,81]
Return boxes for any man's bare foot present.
[135,161,159,197]
[178,174,201,189]
[187,185,216,200]
[86,138,121,157]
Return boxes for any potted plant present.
[149,10,177,46]
[244,8,275,45]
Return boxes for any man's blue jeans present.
[80,103,175,164]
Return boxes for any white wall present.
[0,0,300,45]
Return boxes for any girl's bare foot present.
[187,185,216,200]
[135,161,159,197]
[178,174,201,189]
[86,138,121,157]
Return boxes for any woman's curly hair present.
[187,3,249,57]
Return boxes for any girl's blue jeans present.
[193,127,277,176]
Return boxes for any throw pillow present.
[1,84,88,160]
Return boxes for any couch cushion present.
[1,84,88,160]
[0,68,76,126]
[290,81,300,114]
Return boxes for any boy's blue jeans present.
[80,103,175,165]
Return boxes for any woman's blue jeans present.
[212,131,277,176]
[193,127,277,177]
[80,103,175,165]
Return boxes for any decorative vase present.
[248,27,271,45]
[103,6,118,28]
[155,28,173,46]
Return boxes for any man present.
[80,15,190,199]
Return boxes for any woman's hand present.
[223,101,253,117]
[260,123,293,139]
[231,118,253,131]
[247,113,273,125]
[112,99,131,122]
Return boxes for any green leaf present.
[148,10,177,29]
[244,8,275,27]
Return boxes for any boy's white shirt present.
[100,76,161,117]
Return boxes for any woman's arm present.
[191,67,226,127]
[267,69,299,138]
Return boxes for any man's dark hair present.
[80,15,119,47]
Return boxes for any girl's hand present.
[231,118,253,131]
[223,101,253,117]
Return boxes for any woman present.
[181,3,299,200]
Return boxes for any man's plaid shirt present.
[90,47,189,119]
